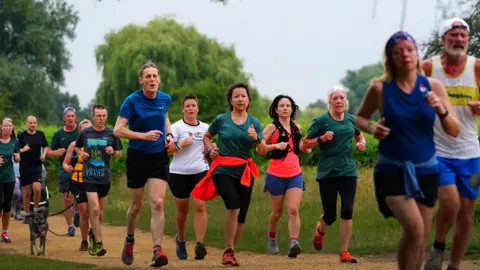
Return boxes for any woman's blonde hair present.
[327,86,349,111]
[378,31,424,82]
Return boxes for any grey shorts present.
[58,176,72,193]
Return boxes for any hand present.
[320,131,334,142]
[22,144,30,152]
[39,154,46,161]
[63,164,73,173]
[209,148,219,160]
[80,151,89,160]
[356,141,366,152]
[144,130,162,141]
[164,137,175,149]
[468,100,480,115]
[105,146,115,155]
[247,124,258,140]
[56,148,67,155]
[181,137,193,148]
[0,155,3,167]
[425,91,445,114]
[370,117,390,140]
[275,142,288,150]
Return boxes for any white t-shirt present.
[169,119,209,175]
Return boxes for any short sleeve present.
[50,131,58,149]
[171,123,180,142]
[14,139,20,153]
[118,96,133,120]
[253,119,264,140]
[208,115,222,136]
[17,132,25,148]
[75,132,85,148]
[306,118,324,138]
[349,114,361,136]
[41,131,48,147]
[113,136,123,151]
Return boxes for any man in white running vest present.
[422,18,480,270]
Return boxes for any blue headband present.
[63,107,76,115]
[386,31,417,55]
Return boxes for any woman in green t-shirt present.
[303,87,366,263]
[197,83,267,266]
[0,118,21,243]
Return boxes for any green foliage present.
[340,62,384,116]
[0,0,79,124]
[95,16,270,124]
[422,0,480,59]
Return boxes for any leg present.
[86,191,102,243]
[192,197,207,243]
[126,187,145,235]
[285,188,302,239]
[434,185,460,243]
[174,198,190,241]
[78,202,89,241]
[1,182,15,231]
[416,203,435,270]
[450,196,477,268]
[22,185,32,214]
[268,194,285,236]
[235,179,254,245]
[147,178,167,247]
[386,196,425,270]
[32,181,41,209]
[338,177,357,253]
[313,178,338,250]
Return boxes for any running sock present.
[433,239,445,252]
[126,233,134,243]
[2,230,7,234]
[268,231,276,238]
[68,224,74,229]
[225,245,234,251]
[317,228,325,236]
[153,245,161,251]
[97,241,103,247]
[289,237,298,244]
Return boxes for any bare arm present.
[113,116,146,140]
[63,142,75,172]
[354,133,366,144]
[258,123,283,154]
[421,59,433,77]
[429,78,460,137]
[14,153,20,163]
[356,80,382,134]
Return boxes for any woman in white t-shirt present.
[167,94,209,261]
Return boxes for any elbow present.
[113,127,120,137]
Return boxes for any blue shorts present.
[264,172,304,196]
[437,156,480,199]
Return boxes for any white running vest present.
[432,55,480,159]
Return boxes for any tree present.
[422,0,479,59]
[55,91,88,123]
[340,62,384,115]
[0,0,79,124]
[95,16,269,124]
[306,99,328,110]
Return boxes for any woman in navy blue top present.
[355,32,460,270]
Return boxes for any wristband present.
[438,109,449,119]
[316,136,322,143]
[255,137,262,145]
[166,133,174,139]
[207,147,213,154]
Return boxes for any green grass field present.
[47,167,480,258]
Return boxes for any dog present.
[28,206,49,256]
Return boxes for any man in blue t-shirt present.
[114,62,174,267]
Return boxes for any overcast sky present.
[63,0,449,110]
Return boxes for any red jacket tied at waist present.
[191,156,259,201]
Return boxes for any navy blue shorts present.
[264,172,304,196]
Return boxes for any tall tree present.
[340,62,384,115]
[95,16,269,124]
[422,0,479,59]
[0,0,79,123]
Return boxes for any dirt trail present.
[2,216,479,269]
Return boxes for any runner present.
[302,87,366,263]
[422,18,480,270]
[262,94,310,258]
[166,94,209,260]
[355,31,460,270]
[76,105,123,257]
[63,119,92,251]
[17,116,49,220]
[47,107,79,237]
[114,62,174,267]
[191,82,267,266]
[0,118,21,243]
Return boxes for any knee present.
[457,210,474,227]
[130,200,144,215]
[177,207,189,219]
[151,197,164,212]
[63,194,72,205]
[340,208,353,220]
[323,213,336,226]
[80,208,89,220]
[91,205,101,217]
[441,199,460,216]
[404,222,425,247]
[271,209,283,220]
[193,202,206,214]
[287,206,299,217]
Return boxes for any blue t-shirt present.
[118,89,171,153]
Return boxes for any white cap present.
[439,17,470,38]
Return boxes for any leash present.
[47,202,75,236]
